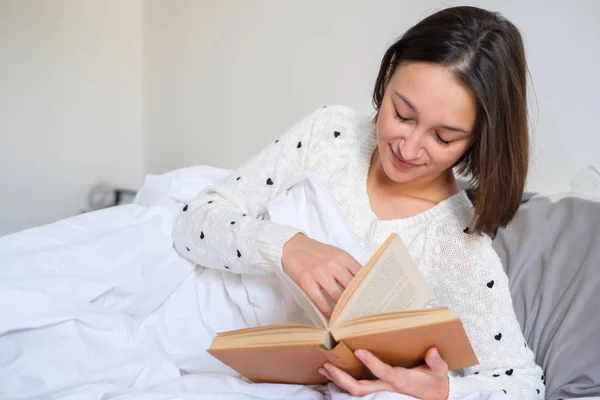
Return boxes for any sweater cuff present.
[251,221,305,271]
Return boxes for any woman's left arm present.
[321,226,546,399]
[435,230,545,399]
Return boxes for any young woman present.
[173,6,544,400]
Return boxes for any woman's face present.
[376,62,476,186]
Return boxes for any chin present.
[382,160,420,184]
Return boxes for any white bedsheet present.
[0,166,507,400]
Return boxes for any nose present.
[399,127,425,161]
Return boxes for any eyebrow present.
[393,91,471,135]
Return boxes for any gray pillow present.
[492,195,600,399]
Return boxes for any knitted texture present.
[172,105,545,399]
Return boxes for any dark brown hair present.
[373,6,529,236]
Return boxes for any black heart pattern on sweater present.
[487,280,495,288]
[506,369,514,376]
[266,178,274,185]
[334,131,341,138]
[495,333,502,341]
[200,231,205,239]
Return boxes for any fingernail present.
[355,350,365,360]
[323,362,333,371]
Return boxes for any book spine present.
[318,340,369,378]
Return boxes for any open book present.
[207,233,478,384]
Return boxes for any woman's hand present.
[319,348,449,400]
[282,233,363,317]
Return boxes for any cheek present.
[375,113,389,140]
[376,102,396,138]
[376,114,405,142]
[428,144,470,167]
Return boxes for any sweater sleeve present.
[433,226,545,399]
[172,106,330,274]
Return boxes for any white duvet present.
[0,166,508,400]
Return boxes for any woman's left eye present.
[436,133,451,146]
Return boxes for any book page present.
[333,234,432,325]
[259,251,329,330]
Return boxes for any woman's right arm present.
[173,106,364,316]
[172,108,326,275]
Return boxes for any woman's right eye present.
[394,110,410,122]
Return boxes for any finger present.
[424,347,448,376]
[355,349,395,381]
[304,282,333,317]
[341,253,363,276]
[318,367,333,381]
[316,275,344,302]
[333,267,354,288]
[324,362,360,393]
[324,363,392,396]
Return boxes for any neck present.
[369,149,460,203]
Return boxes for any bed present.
[0,165,598,400]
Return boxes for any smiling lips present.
[391,147,420,170]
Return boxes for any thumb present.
[425,348,448,375]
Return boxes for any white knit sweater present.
[172,105,545,399]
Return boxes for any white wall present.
[144,0,600,194]
[2,0,598,235]
[0,0,144,235]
